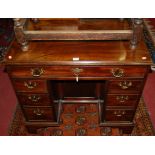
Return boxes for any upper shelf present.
[13,18,143,51]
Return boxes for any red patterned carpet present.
[9,99,155,136]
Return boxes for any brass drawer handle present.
[33,108,44,116]
[116,95,129,103]
[24,81,37,89]
[71,68,84,82]
[111,68,124,78]
[31,68,44,77]
[119,81,132,89]
[28,95,41,102]
[113,110,126,117]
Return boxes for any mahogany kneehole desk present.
[5,18,151,135]
[4,38,152,134]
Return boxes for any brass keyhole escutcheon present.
[71,68,84,82]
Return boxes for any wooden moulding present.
[24,30,132,40]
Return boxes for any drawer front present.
[105,109,134,121]
[106,94,139,107]
[17,93,52,106]
[23,107,55,121]
[12,79,48,93]
[107,80,144,93]
[8,66,147,78]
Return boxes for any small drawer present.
[105,109,134,121]
[106,94,139,107]
[107,80,144,93]
[12,79,48,93]
[17,93,52,106]
[8,65,147,78]
[23,107,55,121]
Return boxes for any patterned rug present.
[9,99,155,136]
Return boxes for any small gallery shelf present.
[13,18,143,51]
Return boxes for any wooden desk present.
[5,37,151,133]
[4,37,152,134]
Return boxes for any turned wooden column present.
[130,18,143,49]
[13,18,29,51]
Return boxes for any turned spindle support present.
[130,18,143,49]
[13,18,29,51]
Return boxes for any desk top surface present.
[5,39,152,66]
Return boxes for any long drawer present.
[8,65,148,78]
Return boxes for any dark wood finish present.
[12,79,48,93]
[130,19,143,49]
[24,18,132,45]
[106,94,140,107]
[8,65,148,78]
[13,18,29,51]
[107,80,144,94]
[26,19,131,31]
[4,19,152,134]
[5,40,151,65]
[23,107,55,121]
[105,109,134,121]
[17,93,52,106]
[13,18,145,51]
